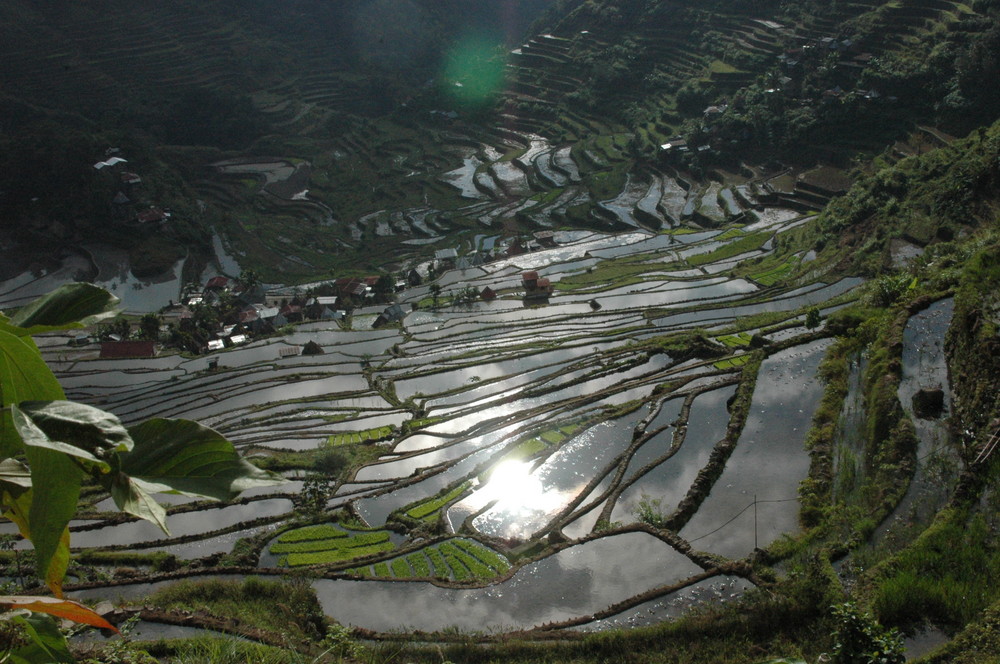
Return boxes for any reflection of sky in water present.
[474,411,645,540]
[68,499,294,548]
[578,575,754,631]
[875,298,957,543]
[612,386,735,524]
[680,340,831,559]
[313,532,702,632]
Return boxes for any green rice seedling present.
[443,553,471,581]
[271,539,345,554]
[284,541,395,567]
[540,430,565,444]
[716,332,753,347]
[406,553,432,577]
[341,531,392,547]
[405,482,470,520]
[373,562,392,577]
[426,547,451,579]
[688,231,771,266]
[714,354,752,370]
[391,558,412,577]
[276,524,347,543]
[453,539,510,574]
[439,542,476,580]
[751,259,797,286]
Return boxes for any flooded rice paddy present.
[22,202,949,638]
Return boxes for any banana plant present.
[0,283,285,661]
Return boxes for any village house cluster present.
[89,229,565,359]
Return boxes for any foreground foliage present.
[0,284,283,662]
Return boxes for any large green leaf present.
[8,613,75,663]
[24,444,81,597]
[111,473,169,535]
[0,329,65,458]
[123,418,285,500]
[0,458,32,490]
[8,282,119,334]
[14,401,134,472]
[0,487,71,595]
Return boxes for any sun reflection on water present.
[468,460,572,540]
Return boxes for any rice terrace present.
[1,1,1000,663]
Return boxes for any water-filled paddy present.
[680,340,832,558]
[29,216,867,637]
[313,532,702,632]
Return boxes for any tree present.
[0,283,283,662]
[374,275,395,303]
[95,316,131,341]
[239,268,261,297]
[138,313,162,341]
[429,283,442,308]
[805,307,822,330]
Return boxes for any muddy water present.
[313,532,702,632]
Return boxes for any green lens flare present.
[443,35,506,107]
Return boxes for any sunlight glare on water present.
[459,459,569,539]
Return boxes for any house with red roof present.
[522,271,553,300]
[99,341,157,359]
[205,276,230,291]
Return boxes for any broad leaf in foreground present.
[0,595,118,631]
[23,443,80,596]
[0,458,32,490]
[7,613,76,663]
[123,418,284,500]
[111,473,169,535]
[8,282,119,334]
[0,329,65,458]
[0,487,70,595]
[14,400,134,471]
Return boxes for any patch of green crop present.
[284,541,395,567]
[426,547,450,579]
[276,524,348,543]
[688,231,771,267]
[540,429,565,444]
[391,558,412,577]
[716,332,753,347]
[373,562,391,577]
[406,553,432,577]
[715,228,745,241]
[751,258,799,286]
[441,544,472,582]
[713,354,752,370]
[453,539,510,574]
[405,481,471,520]
[327,425,394,446]
[271,524,396,567]
[438,541,499,580]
